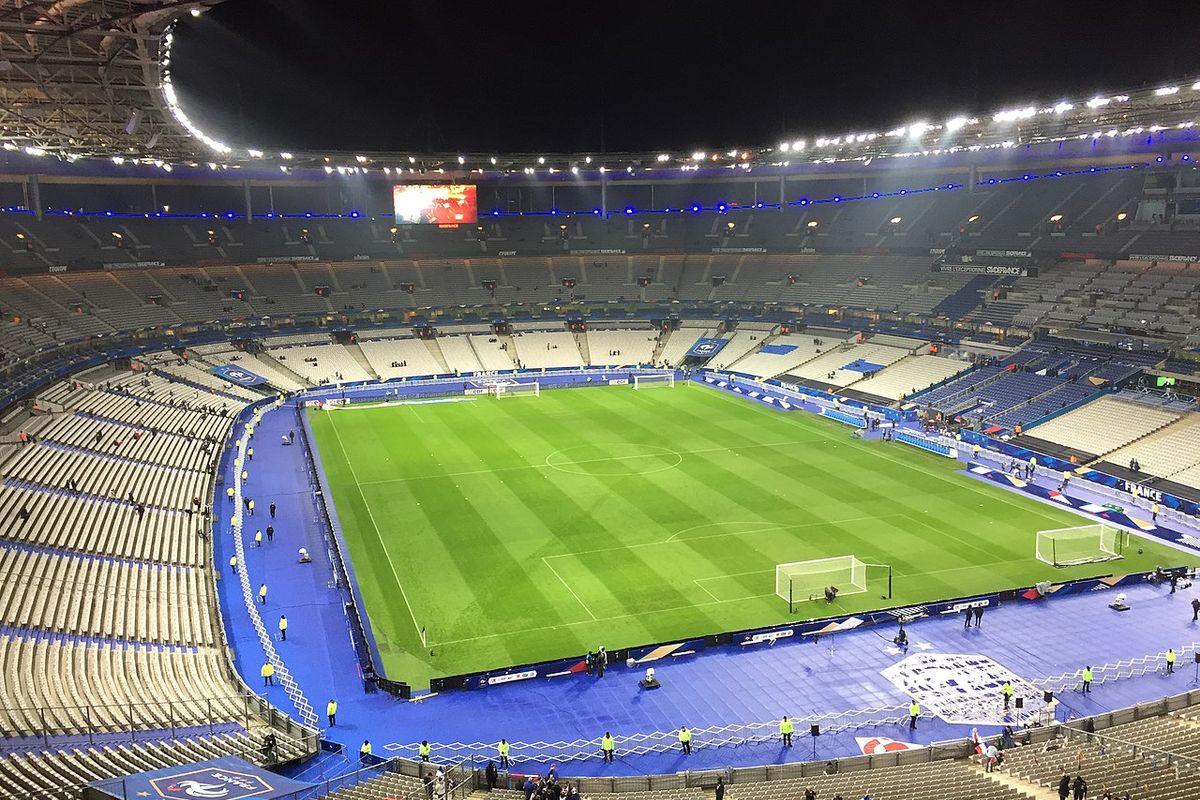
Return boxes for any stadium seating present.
[846,355,971,402]
[586,328,660,367]
[269,343,374,384]
[1021,395,1181,457]
[510,331,585,370]
[358,337,446,379]
[1104,414,1200,488]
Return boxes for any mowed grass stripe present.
[309,385,1198,685]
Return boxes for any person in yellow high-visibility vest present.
[278,615,288,641]
[1001,681,1014,710]
[678,726,692,755]
[261,661,274,687]
[327,699,337,726]
[601,732,615,763]
[359,740,371,765]
[241,469,248,483]
[418,740,431,762]
[1081,666,1093,693]
[258,583,268,605]
[779,716,793,746]
[909,699,920,729]
[497,738,510,769]
[1167,649,1177,675]
[248,499,255,516]
[229,555,237,574]
[226,486,235,501]
[255,529,263,548]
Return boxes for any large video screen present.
[393,184,477,225]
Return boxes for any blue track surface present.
[206,392,1200,777]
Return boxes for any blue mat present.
[842,359,884,373]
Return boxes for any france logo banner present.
[685,337,729,359]
[210,364,269,387]
[88,756,312,799]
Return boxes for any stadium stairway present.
[931,274,994,320]
[346,342,380,380]
[973,761,1057,800]
[423,338,452,374]
[574,330,592,364]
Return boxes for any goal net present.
[776,556,868,608]
[1035,524,1126,567]
[494,381,540,398]
[633,373,675,390]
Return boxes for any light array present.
[0,162,1149,222]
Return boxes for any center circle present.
[544,443,683,476]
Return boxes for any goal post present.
[493,381,540,398]
[776,556,868,613]
[1035,524,1127,567]
[633,372,675,390]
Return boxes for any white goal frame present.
[493,381,540,398]
[775,555,868,611]
[633,373,675,390]
[1035,523,1126,567]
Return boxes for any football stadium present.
[4,2,1200,798]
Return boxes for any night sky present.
[169,0,1200,155]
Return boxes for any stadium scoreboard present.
[393,184,477,225]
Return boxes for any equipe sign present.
[88,756,312,800]
[209,364,269,387]
[685,337,729,359]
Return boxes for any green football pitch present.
[307,383,1190,686]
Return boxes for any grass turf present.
[307,383,1192,687]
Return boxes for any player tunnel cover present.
[87,756,312,800]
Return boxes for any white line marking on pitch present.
[541,556,598,621]
[692,579,721,602]
[328,412,426,644]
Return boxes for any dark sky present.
[170,0,1200,155]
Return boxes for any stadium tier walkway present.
[213,397,1200,778]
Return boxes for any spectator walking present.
[1191,596,1200,622]
[1072,775,1088,800]
[486,761,498,791]
[585,650,594,676]
[267,524,275,542]
[1058,774,1071,800]
[270,502,277,519]
[715,778,725,800]
[973,605,984,627]
[596,646,608,678]
[964,607,972,628]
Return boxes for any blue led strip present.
[0,160,1155,221]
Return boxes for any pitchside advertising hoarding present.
[393,184,477,225]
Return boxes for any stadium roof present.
[0,1,1197,176]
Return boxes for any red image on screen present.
[393,184,478,225]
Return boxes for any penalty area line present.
[541,556,598,621]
